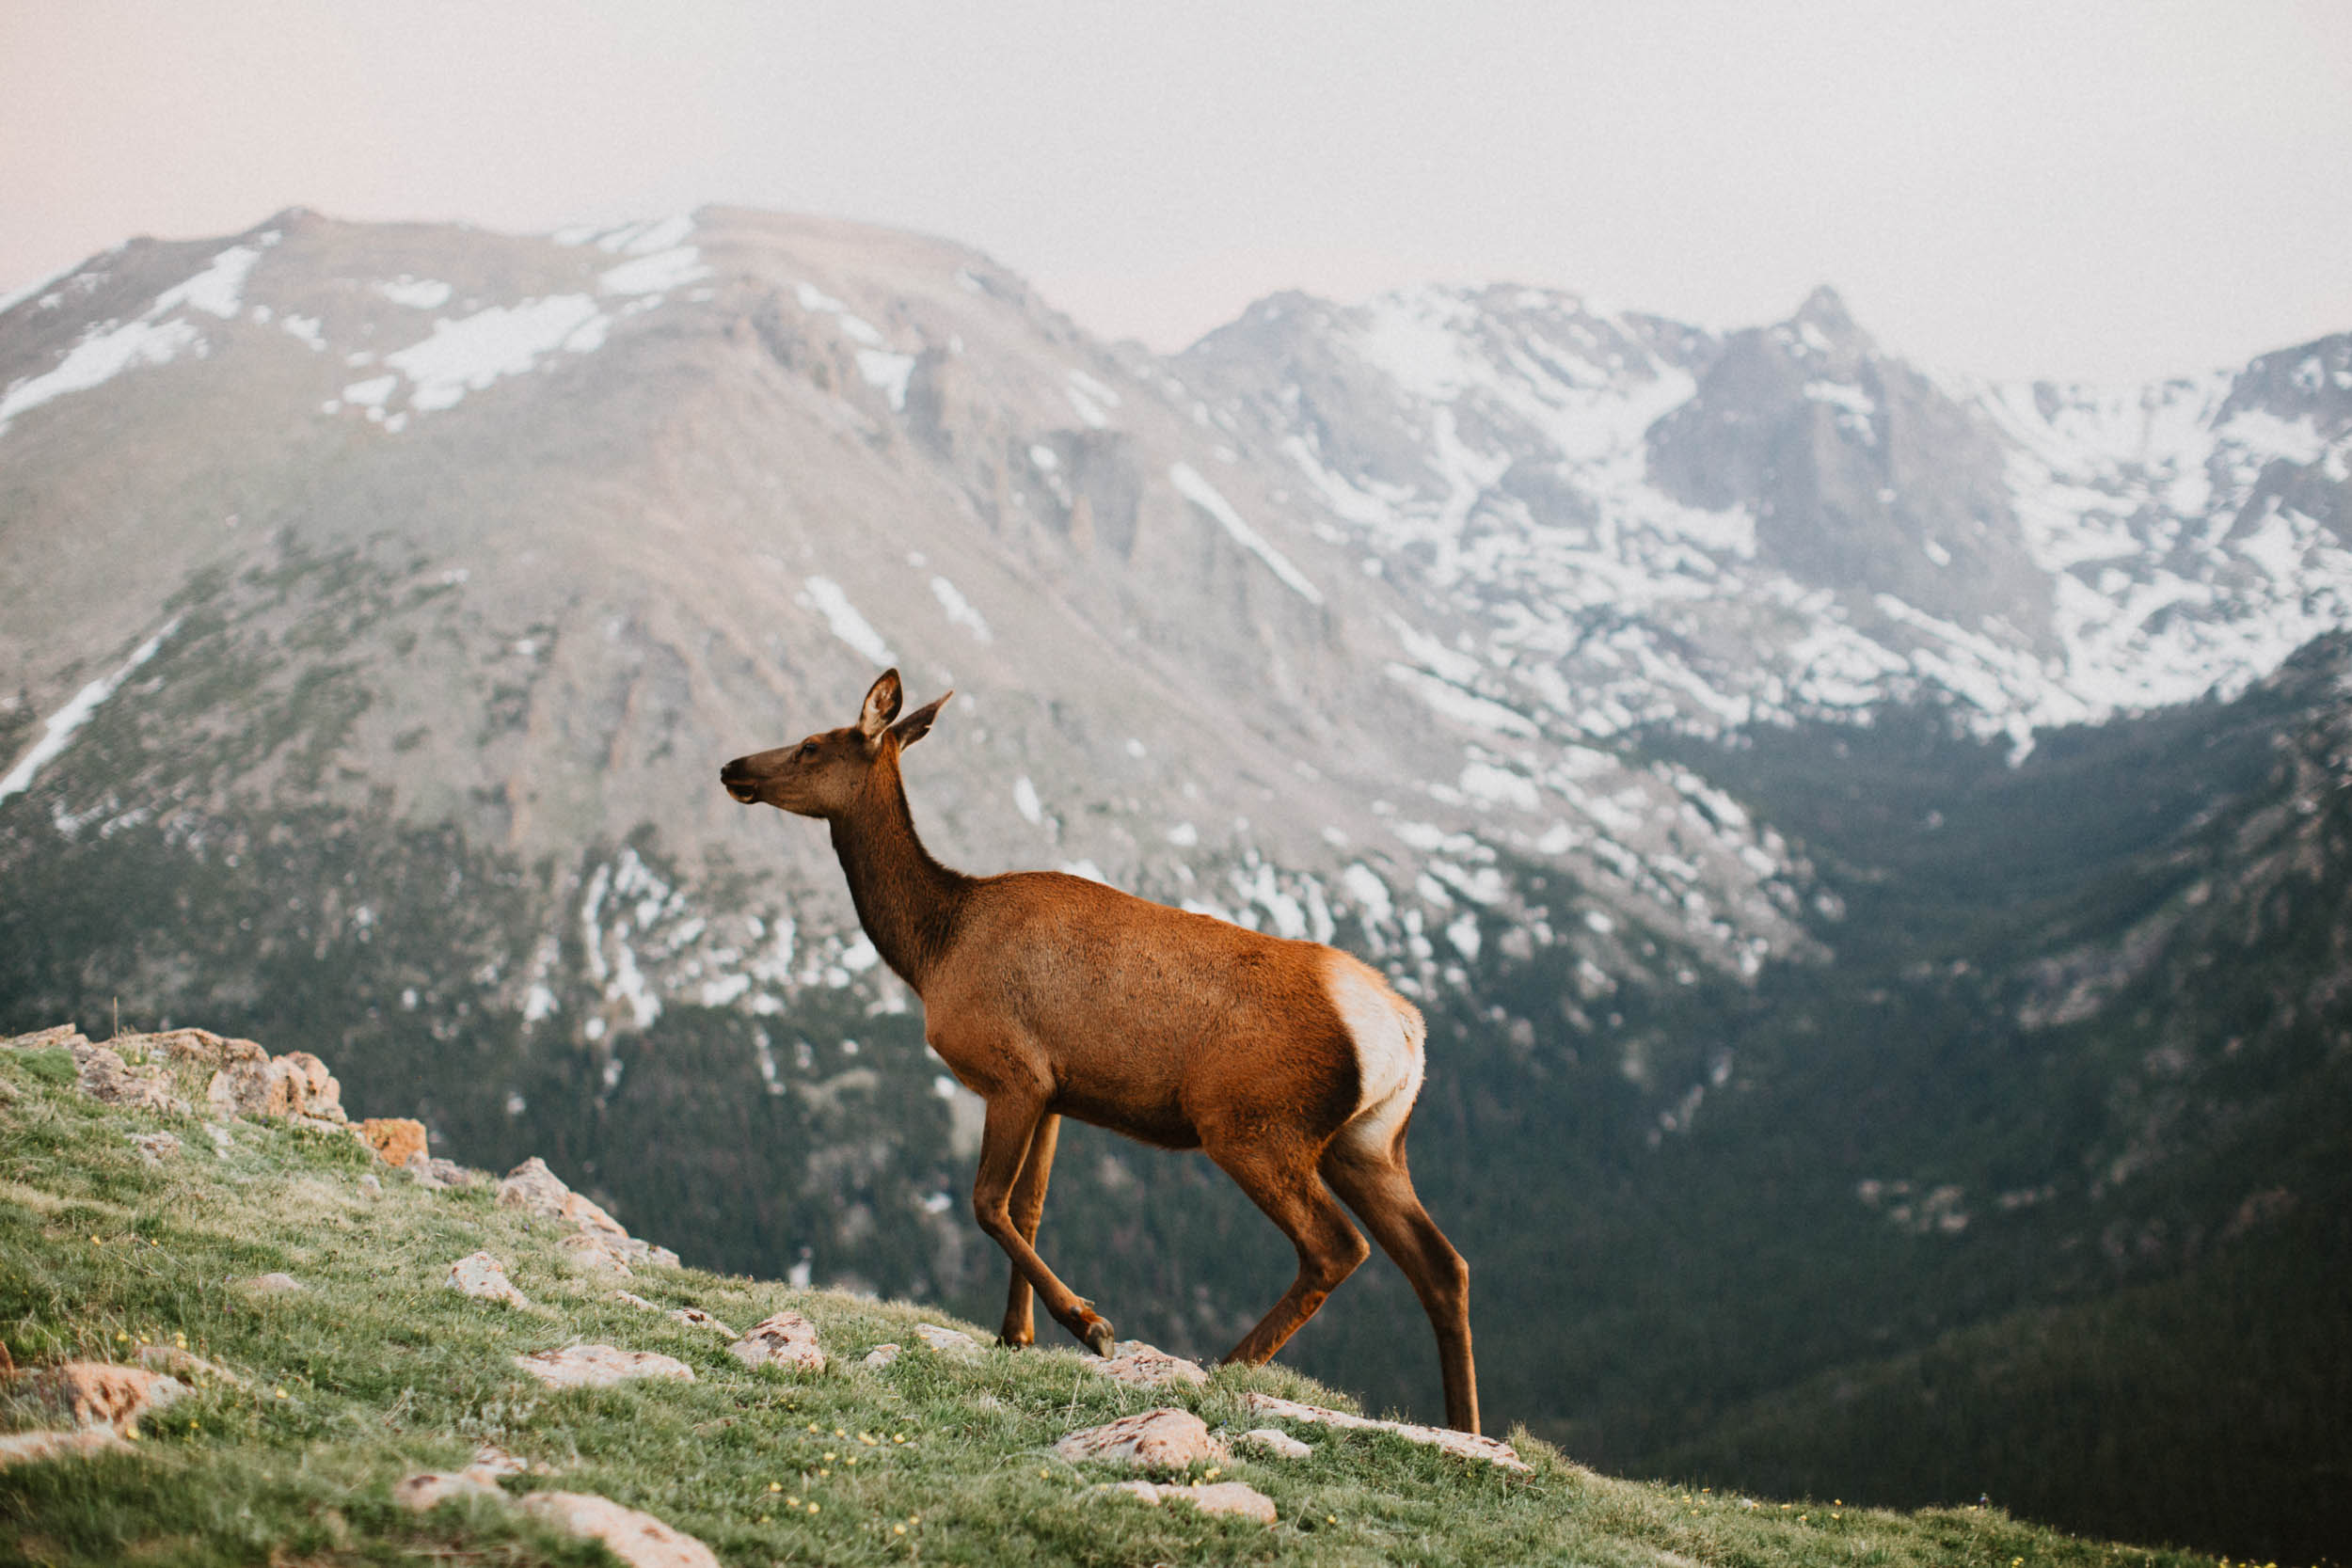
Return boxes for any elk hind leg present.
[1206,1133,1370,1368]
[997,1113,1060,1348]
[1323,1135,1479,1433]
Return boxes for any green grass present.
[0,1049,2229,1567]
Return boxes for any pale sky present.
[3,0,2348,383]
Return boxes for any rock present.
[561,1231,635,1274]
[1088,1340,1208,1389]
[0,1024,80,1052]
[512,1345,695,1390]
[358,1117,428,1167]
[727,1311,824,1373]
[0,1427,129,1468]
[204,1124,235,1153]
[498,1157,628,1237]
[133,1345,248,1387]
[1055,1408,1230,1469]
[670,1307,736,1338]
[862,1343,901,1369]
[127,1131,182,1165]
[1240,1427,1313,1459]
[446,1251,530,1307]
[516,1492,720,1568]
[9,1362,187,1433]
[912,1322,981,1358]
[359,1173,382,1194]
[467,1442,537,1477]
[1094,1478,1278,1526]
[1239,1392,1531,1473]
[612,1291,660,1312]
[393,1469,505,1511]
[180,1033,347,1124]
[68,1037,184,1115]
[418,1156,476,1188]
[243,1272,304,1293]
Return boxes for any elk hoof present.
[1079,1315,1116,1357]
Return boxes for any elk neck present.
[827,740,972,993]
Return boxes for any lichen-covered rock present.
[512,1345,695,1390]
[612,1291,736,1338]
[358,1117,428,1166]
[1094,1478,1278,1525]
[1055,1408,1230,1469]
[1088,1340,1207,1389]
[446,1251,530,1307]
[516,1492,720,1568]
[67,1037,184,1114]
[728,1311,824,1372]
[862,1342,901,1369]
[1239,1392,1531,1472]
[561,1231,635,1274]
[9,1362,186,1433]
[1239,1427,1313,1459]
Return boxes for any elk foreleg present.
[1207,1134,1370,1368]
[1323,1139,1480,1433]
[997,1112,1061,1348]
[972,1096,1113,1355]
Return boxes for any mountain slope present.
[2,206,2348,1558]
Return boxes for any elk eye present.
[798,741,817,759]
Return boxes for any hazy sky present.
[4,1,2347,382]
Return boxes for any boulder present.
[67,1037,183,1115]
[513,1345,695,1390]
[358,1117,428,1167]
[727,1311,824,1373]
[1239,1392,1531,1472]
[611,1292,736,1338]
[1239,1427,1313,1460]
[1094,1478,1278,1526]
[862,1343,901,1369]
[1054,1408,1229,1469]
[561,1232,636,1274]
[9,1362,186,1433]
[516,1492,720,1568]
[446,1251,530,1308]
[1087,1340,1207,1389]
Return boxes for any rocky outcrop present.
[516,1492,721,1568]
[8,1361,186,1433]
[1054,1409,1229,1469]
[357,1117,427,1166]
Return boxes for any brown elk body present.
[720,670,1480,1432]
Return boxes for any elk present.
[720,669,1480,1433]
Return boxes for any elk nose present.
[719,758,758,802]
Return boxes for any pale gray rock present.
[1239,1427,1312,1459]
[1088,1340,1207,1389]
[728,1311,824,1372]
[911,1322,980,1358]
[445,1251,530,1307]
[127,1131,181,1164]
[243,1272,304,1293]
[1093,1478,1278,1526]
[511,1345,695,1390]
[1239,1391,1530,1472]
[861,1342,901,1369]
[1055,1408,1229,1469]
[516,1492,721,1568]
[392,1469,504,1511]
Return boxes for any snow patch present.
[798,577,896,665]
[1169,462,1325,605]
[0,617,181,804]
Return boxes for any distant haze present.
[3,0,2348,383]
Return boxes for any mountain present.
[2,206,2347,1560]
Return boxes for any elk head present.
[720,668,951,819]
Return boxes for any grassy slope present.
[0,1046,2218,1568]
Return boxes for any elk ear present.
[890,690,952,749]
[858,669,903,739]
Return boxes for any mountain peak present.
[1790,283,1862,344]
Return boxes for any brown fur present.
[721,669,1480,1432]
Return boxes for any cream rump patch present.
[1322,950,1425,1155]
